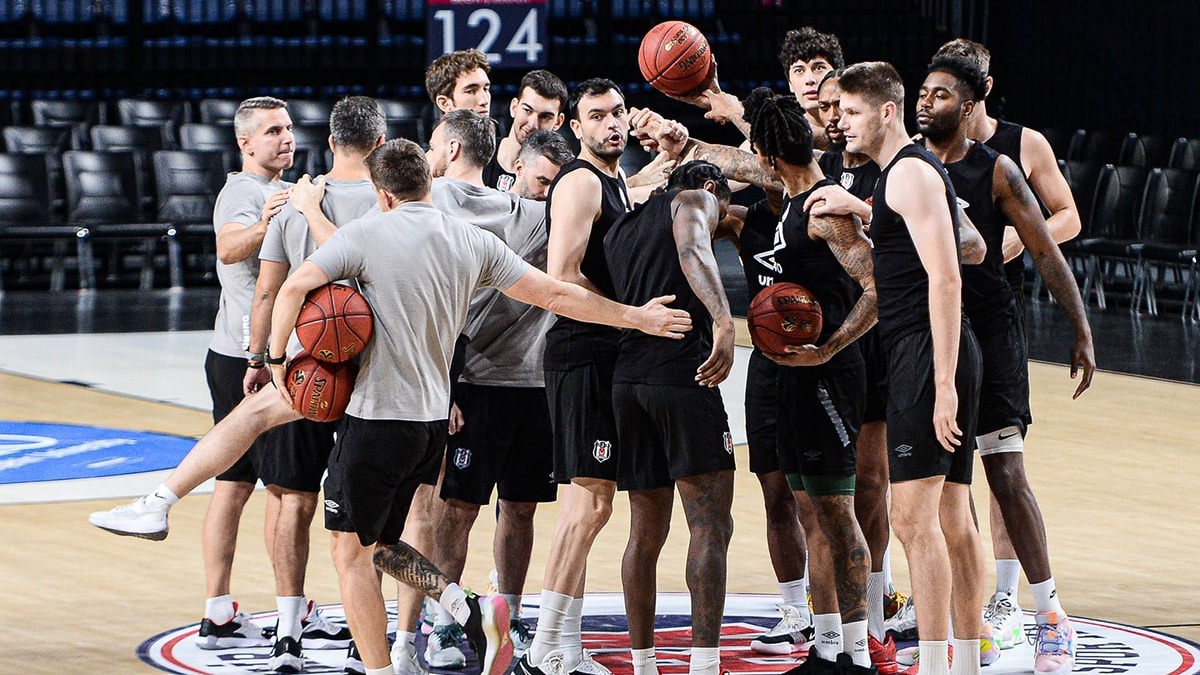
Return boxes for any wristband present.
[265,352,286,365]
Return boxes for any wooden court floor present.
[1,359,1198,673]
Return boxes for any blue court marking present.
[0,422,195,484]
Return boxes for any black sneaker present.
[514,654,548,675]
[344,641,365,675]
[835,652,879,675]
[783,650,841,675]
[268,636,304,673]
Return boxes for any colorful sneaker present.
[419,598,437,636]
[392,638,428,675]
[459,594,514,675]
[268,635,304,673]
[196,604,271,649]
[884,587,909,622]
[869,634,900,675]
[300,601,354,649]
[510,618,534,658]
[345,642,365,675]
[884,595,918,642]
[751,604,815,654]
[425,623,467,669]
[983,592,1025,650]
[1034,611,1076,675]
[979,625,1002,667]
[88,494,170,540]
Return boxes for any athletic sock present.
[205,594,236,624]
[439,583,471,626]
[688,646,720,675]
[559,596,585,668]
[780,578,807,608]
[500,593,522,620]
[631,647,658,675]
[801,565,812,600]
[882,547,894,589]
[867,571,887,640]
[148,483,179,508]
[276,595,304,640]
[813,613,842,660]
[1030,577,1065,615]
[950,638,981,675]
[396,630,416,649]
[843,619,869,667]
[366,666,394,675]
[918,640,950,675]
[527,590,572,665]
[994,559,1021,597]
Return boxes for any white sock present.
[882,547,894,589]
[632,647,658,675]
[500,593,521,620]
[801,565,811,599]
[950,638,981,675]
[439,583,471,626]
[559,597,585,667]
[688,646,720,675]
[1030,577,1065,615]
[276,596,304,640]
[867,571,887,640]
[205,595,236,624]
[147,483,179,508]
[396,630,416,649]
[298,596,312,621]
[843,619,869,667]
[813,613,842,661]
[527,590,572,664]
[918,640,950,675]
[780,578,807,608]
[994,559,1021,597]
[366,667,394,675]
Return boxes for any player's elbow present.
[961,236,987,265]
[216,241,245,265]
[1053,210,1082,244]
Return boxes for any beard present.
[918,114,960,143]
[584,135,625,160]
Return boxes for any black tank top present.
[482,154,516,193]
[818,151,882,203]
[606,189,714,385]
[773,179,864,370]
[543,157,631,368]
[737,198,779,302]
[934,140,1014,322]
[984,119,1031,295]
[871,143,962,349]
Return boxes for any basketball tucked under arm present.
[269,261,332,398]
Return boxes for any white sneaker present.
[510,618,533,658]
[884,594,918,641]
[983,592,1025,649]
[750,604,815,654]
[196,604,271,649]
[573,650,612,675]
[392,639,428,675]
[425,624,467,669]
[300,601,354,649]
[88,495,169,540]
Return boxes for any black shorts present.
[322,416,446,547]
[745,349,781,474]
[442,384,557,505]
[972,307,1032,436]
[884,326,982,485]
[258,417,338,492]
[776,362,865,481]
[205,350,265,484]
[613,382,735,491]
[545,362,619,483]
[859,328,889,424]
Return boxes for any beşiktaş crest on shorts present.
[454,447,472,469]
[723,431,734,454]
[592,439,612,463]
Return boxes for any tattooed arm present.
[673,138,785,194]
[994,155,1095,398]
[672,189,735,386]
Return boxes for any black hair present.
[778,27,845,72]
[667,160,731,202]
[519,129,575,166]
[927,55,988,102]
[518,70,569,114]
[567,78,624,121]
[742,87,814,167]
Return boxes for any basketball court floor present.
[0,287,1197,674]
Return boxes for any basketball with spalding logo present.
[746,282,823,356]
[294,283,373,363]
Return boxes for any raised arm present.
[672,190,735,386]
[677,138,785,194]
[217,188,290,264]
[290,175,337,247]
[546,169,606,293]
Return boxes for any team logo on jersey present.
[496,174,515,192]
[138,593,1200,675]
[593,440,612,463]
[956,197,971,210]
[723,432,734,455]
[453,447,472,469]
[840,172,855,190]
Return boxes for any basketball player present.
[933,40,1088,668]
[510,130,575,201]
[605,161,736,675]
[426,49,492,117]
[482,69,568,191]
[243,96,385,673]
[264,138,693,675]
[916,55,1095,675]
[836,61,985,675]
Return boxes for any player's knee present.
[331,532,371,569]
[499,499,538,522]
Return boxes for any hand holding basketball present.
[747,283,824,357]
[639,21,715,98]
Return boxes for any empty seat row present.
[1046,129,1200,171]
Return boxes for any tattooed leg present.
[373,538,453,599]
[809,493,870,623]
[331,531,391,669]
[676,470,735,647]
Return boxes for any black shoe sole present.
[96,525,168,541]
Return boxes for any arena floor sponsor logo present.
[0,422,196,484]
[139,593,1200,675]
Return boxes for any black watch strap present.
[265,353,287,365]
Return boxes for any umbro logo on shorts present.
[453,447,472,469]
[723,432,734,455]
[324,499,340,514]
[593,440,612,463]
[894,444,913,457]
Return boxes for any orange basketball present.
[746,282,824,356]
[294,283,373,363]
[638,20,713,97]
[285,351,357,422]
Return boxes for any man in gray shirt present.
[266,138,692,675]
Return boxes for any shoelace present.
[432,623,466,647]
[1035,622,1067,655]
[512,620,533,642]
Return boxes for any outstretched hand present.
[636,294,693,339]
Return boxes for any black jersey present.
[934,140,1014,322]
[606,189,713,385]
[738,198,779,302]
[482,153,517,193]
[870,143,962,349]
[818,151,882,203]
[773,179,864,370]
[543,157,631,368]
[984,119,1031,296]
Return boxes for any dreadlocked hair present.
[743,87,814,168]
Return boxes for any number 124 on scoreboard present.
[428,0,548,68]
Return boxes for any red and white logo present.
[723,432,734,455]
[453,447,472,469]
[593,439,612,463]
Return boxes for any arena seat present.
[1136,168,1200,318]
[0,153,86,291]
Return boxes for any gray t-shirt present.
[259,178,378,271]
[308,200,531,421]
[431,178,553,387]
[209,172,291,358]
